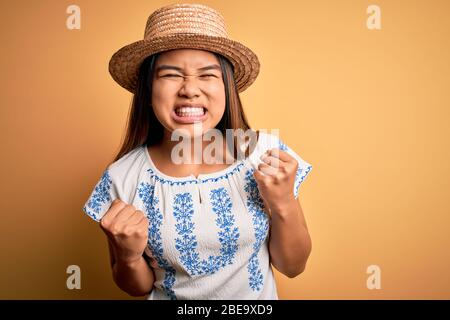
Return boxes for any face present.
[151,49,226,140]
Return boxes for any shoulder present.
[106,144,147,182]
[83,144,149,221]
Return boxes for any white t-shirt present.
[82,132,312,300]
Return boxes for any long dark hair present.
[109,51,254,165]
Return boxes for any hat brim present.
[108,33,260,93]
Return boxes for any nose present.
[178,75,201,98]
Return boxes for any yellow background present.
[0,0,449,299]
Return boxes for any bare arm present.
[269,197,312,278]
[254,148,312,279]
[106,237,155,297]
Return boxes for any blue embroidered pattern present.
[84,169,112,221]
[173,188,240,276]
[278,139,312,198]
[210,188,240,266]
[145,162,246,186]
[244,170,270,291]
[138,182,177,300]
[278,140,288,152]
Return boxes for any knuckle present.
[110,224,121,235]
[122,226,133,236]
[260,178,269,187]
[273,175,282,184]
[140,229,148,238]
[99,218,109,229]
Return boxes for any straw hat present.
[108,3,260,93]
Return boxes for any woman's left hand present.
[253,148,298,215]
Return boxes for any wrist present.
[270,196,297,217]
[115,254,143,268]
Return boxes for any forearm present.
[112,256,155,297]
[269,198,312,278]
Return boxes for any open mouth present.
[172,106,208,123]
[174,106,207,117]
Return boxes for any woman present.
[83,3,313,300]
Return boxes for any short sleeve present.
[277,138,312,199]
[82,167,118,222]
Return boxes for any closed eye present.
[162,74,218,78]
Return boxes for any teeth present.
[176,107,204,113]
[175,106,205,117]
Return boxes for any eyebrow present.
[155,64,221,73]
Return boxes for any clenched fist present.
[99,199,149,264]
[254,148,299,214]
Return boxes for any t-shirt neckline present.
[143,144,245,182]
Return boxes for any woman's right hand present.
[99,199,149,264]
